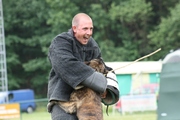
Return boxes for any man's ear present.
[72,26,76,33]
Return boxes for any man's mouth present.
[84,35,90,40]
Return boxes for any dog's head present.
[85,59,108,74]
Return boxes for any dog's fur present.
[48,59,108,120]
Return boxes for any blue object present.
[0,89,36,113]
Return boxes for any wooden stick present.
[109,48,161,73]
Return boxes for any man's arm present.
[81,71,107,93]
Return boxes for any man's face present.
[72,19,93,45]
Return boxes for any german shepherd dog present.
[47,59,108,120]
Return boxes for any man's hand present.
[47,101,57,113]
[101,72,120,105]
[100,90,107,98]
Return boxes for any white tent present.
[105,61,162,74]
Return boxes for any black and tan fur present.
[48,59,108,120]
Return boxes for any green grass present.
[105,111,157,120]
[20,112,51,120]
[11,110,157,120]
[10,104,157,120]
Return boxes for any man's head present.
[72,13,93,45]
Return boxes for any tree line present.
[2,0,180,97]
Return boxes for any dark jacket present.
[47,29,103,102]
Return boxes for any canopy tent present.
[158,49,180,120]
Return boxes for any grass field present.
[11,110,157,120]
[8,103,157,120]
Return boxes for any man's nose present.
[86,29,92,35]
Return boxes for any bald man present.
[47,13,119,120]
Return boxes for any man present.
[47,13,119,120]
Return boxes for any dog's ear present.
[84,61,90,65]
[98,59,102,64]
[93,59,101,64]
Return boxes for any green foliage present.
[2,0,180,97]
[108,0,154,59]
[110,0,152,23]
[46,0,79,33]
[3,0,52,96]
[148,2,180,58]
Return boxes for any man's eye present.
[83,28,88,30]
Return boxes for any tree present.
[148,2,180,60]
[82,0,158,61]
[2,0,180,97]
[3,0,52,97]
